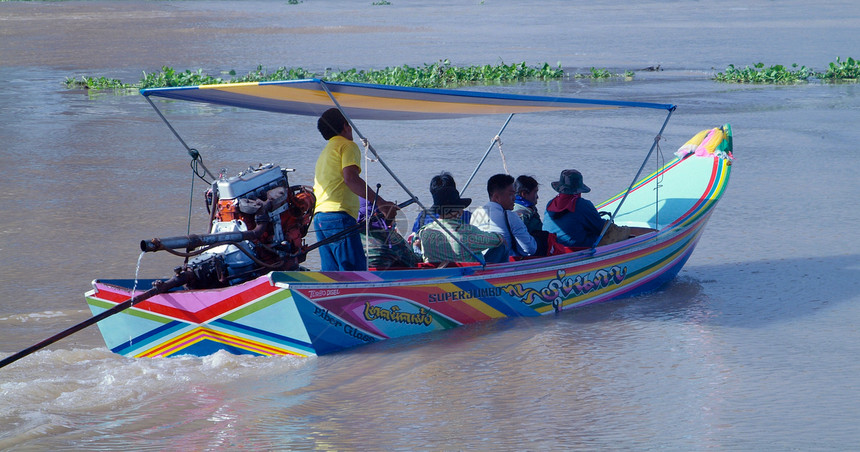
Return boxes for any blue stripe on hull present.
[110,320,187,356]
[210,318,315,352]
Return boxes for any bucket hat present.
[430,186,471,209]
[551,169,591,194]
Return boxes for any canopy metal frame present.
[592,107,675,248]
[459,113,515,197]
[143,79,677,264]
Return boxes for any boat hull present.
[86,152,731,358]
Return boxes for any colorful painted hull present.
[86,152,731,358]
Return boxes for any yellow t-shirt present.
[313,135,362,219]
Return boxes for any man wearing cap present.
[470,174,537,263]
[417,186,504,264]
[542,169,629,248]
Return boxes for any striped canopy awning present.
[141,79,675,120]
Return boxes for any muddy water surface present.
[1,1,859,449]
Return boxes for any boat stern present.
[85,275,318,358]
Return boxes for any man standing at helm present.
[313,107,395,271]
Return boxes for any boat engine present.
[141,164,315,290]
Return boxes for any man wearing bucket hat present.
[410,172,473,235]
[407,171,473,258]
[418,186,504,264]
[543,169,629,248]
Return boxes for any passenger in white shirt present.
[470,174,537,263]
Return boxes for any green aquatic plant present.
[63,75,129,90]
[588,67,613,79]
[714,58,859,84]
[569,67,628,80]
[140,67,224,88]
[713,62,814,84]
[228,65,316,83]
[322,60,564,88]
[821,56,860,81]
[63,61,641,91]
[64,61,566,90]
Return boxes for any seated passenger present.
[410,172,472,234]
[358,198,419,269]
[470,174,537,263]
[542,169,630,248]
[408,172,471,256]
[418,187,504,264]
[513,175,549,256]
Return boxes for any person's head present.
[514,175,540,204]
[430,186,471,218]
[551,169,591,195]
[429,172,457,193]
[317,108,351,141]
[487,174,516,210]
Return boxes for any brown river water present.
[1,0,859,449]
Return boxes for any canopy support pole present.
[319,81,487,267]
[592,107,675,248]
[460,113,515,197]
[144,96,216,181]
[145,95,219,234]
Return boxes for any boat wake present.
[0,348,310,446]
[0,310,81,324]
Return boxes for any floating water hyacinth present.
[821,56,860,81]
[714,57,859,84]
[64,61,567,91]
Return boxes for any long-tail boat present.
[85,80,733,358]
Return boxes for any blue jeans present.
[313,211,367,271]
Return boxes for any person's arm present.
[580,199,607,235]
[473,230,505,251]
[508,211,537,255]
[343,165,396,213]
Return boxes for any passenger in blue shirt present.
[542,169,613,248]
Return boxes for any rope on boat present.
[187,158,198,234]
[461,113,515,196]
[145,96,215,182]
[494,135,510,175]
[361,138,377,163]
[319,80,487,267]
[362,138,371,263]
[145,96,218,234]
[654,134,666,229]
